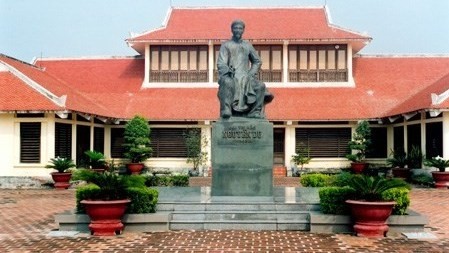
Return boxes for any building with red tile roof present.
[1,6,448,178]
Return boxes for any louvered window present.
[20,122,41,163]
[151,128,191,158]
[94,127,105,153]
[55,123,72,159]
[110,128,125,158]
[295,128,351,158]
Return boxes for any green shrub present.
[382,187,410,215]
[330,172,354,187]
[171,175,189,186]
[319,187,356,214]
[145,175,189,187]
[300,173,332,187]
[75,184,101,213]
[126,187,159,213]
[410,173,433,186]
[124,175,147,188]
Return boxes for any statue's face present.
[232,23,244,40]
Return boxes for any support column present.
[144,44,150,85]
[443,112,449,158]
[208,41,214,83]
[282,40,289,83]
[284,121,296,172]
[386,125,394,155]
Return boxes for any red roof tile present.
[128,7,370,54]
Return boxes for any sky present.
[1,0,449,62]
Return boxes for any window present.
[150,45,208,82]
[254,45,283,82]
[273,128,285,165]
[110,128,125,158]
[295,128,351,158]
[94,127,104,154]
[407,124,421,152]
[366,128,388,158]
[20,122,41,163]
[55,123,72,159]
[393,126,405,154]
[426,122,443,159]
[288,44,347,82]
[150,128,191,158]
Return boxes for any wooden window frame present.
[295,128,351,158]
[55,122,72,159]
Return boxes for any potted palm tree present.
[346,120,371,173]
[345,175,409,238]
[84,150,107,173]
[424,156,449,188]
[74,169,159,236]
[45,157,76,189]
[386,149,409,179]
[123,115,152,175]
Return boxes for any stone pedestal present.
[211,118,273,197]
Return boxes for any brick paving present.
[1,184,449,252]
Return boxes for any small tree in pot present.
[123,115,152,175]
[84,150,107,172]
[346,120,371,173]
[45,157,76,189]
[424,156,449,188]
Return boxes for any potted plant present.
[408,145,424,169]
[291,145,312,176]
[424,156,449,188]
[346,120,371,173]
[75,170,158,236]
[184,128,208,176]
[123,115,152,175]
[386,149,409,179]
[45,157,76,189]
[84,150,107,173]
[345,175,409,238]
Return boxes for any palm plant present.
[45,157,76,173]
[424,156,449,172]
[84,150,107,169]
[347,175,409,201]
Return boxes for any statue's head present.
[231,19,245,40]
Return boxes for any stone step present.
[157,203,320,212]
[171,210,310,221]
[170,219,310,231]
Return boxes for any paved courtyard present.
[0,186,448,252]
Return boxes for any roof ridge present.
[171,6,325,10]
[356,54,449,58]
[34,55,142,63]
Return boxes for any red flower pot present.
[346,199,396,238]
[432,171,449,188]
[126,163,144,175]
[81,199,131,236]
[350,162,367,174]
[392,168,410,179]
[50,172,72,189]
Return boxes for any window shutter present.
[111,128,125,158]
[55,123,72,159]
[296,128,351,158]
[20,122,41,163]
[151,128,189,158]
[94,127,105,153]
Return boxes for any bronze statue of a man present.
[217,19,274,119]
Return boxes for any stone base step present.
[170,220,310,231]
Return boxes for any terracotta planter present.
[126,163,144,175]
[431,171,449,188]
[350,162,367,174]
[273,166,287,177]
[50,172,72,189]
[81,199,131,236]
[346,199,396,238]
[392,167,410,179]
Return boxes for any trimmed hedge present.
[126,187,159,213]
[145,175,189,187]
[319,186,356,215]
[75,184,100,213]
[381,187,410,215]
[300,173,332,187]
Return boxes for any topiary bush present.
[319,186,356,214]
[300,173,332,187]
[331,172,354,187]
[126,187,159,213]
[381,187,410,215]
[76,184,101,213]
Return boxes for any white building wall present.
[0,114,15,176]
